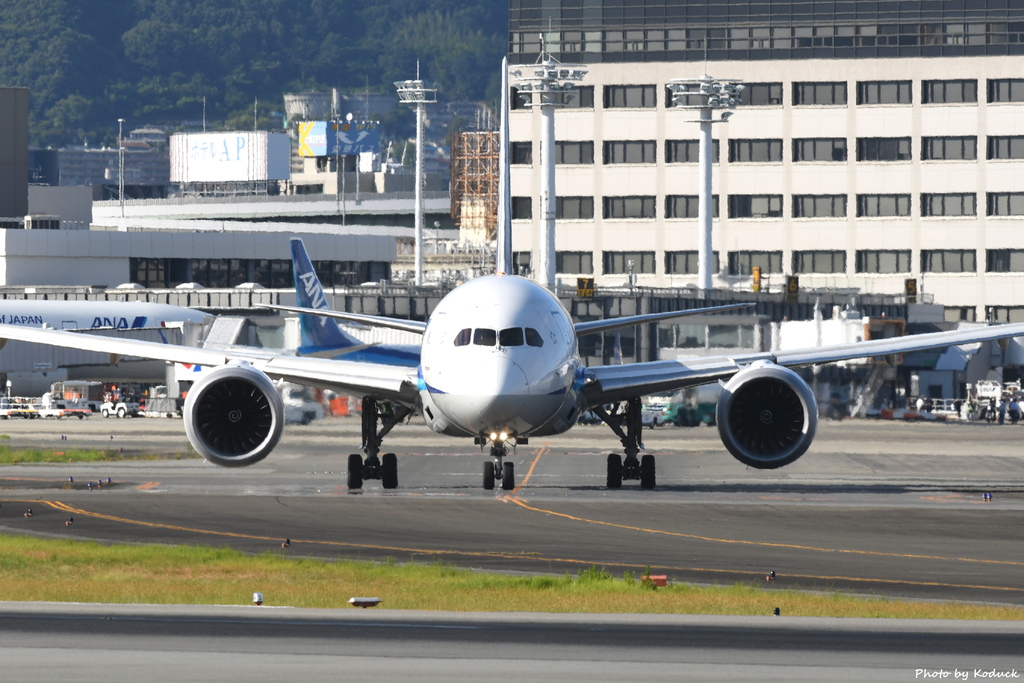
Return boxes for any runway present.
[1,603,1022,682]
[2,416,1024,605]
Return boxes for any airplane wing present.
[582,321,1024,405]
[260,304,428,335]
[574,303,753,337]
[0,324,418,404]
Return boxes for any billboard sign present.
[297,120,380,157]
[170,132,290,183]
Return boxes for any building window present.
[603,251,656,274]
[793,138,847,162]
[603,196,656,219]
[666,139,719,163]
[987,306,1024,323]
[793,250,847,274]
[792,195,847,218]
[603,84,657,108]
[510,87,531,110]
[856,194,911,217]
[792,82,847,106]
[556,196,594,220]
[921,136,977,161]
[987,193,1024,216]
[857,81,912,105]
[511,142,532,165]
[555,141,594,165]
[987,79,1024,103]
[922,79,978,104]
[921,250,976,273]
[512,251,531,276]
[564,86,594,109]
[740,82,783,106]
[855,250,912,273]
[603,140,657,164]
[665,251,720,275]
[556,251,593,274]
[665,195,718,219]
[728,139,783,163]
[944,306,977,323]
[987,136,1024,160]
[857,137,912,162]
[986,249,1024,272]
[728,195,783,218]
[728,251,783,275]
[511,196,532,220]
[921,193,976,217]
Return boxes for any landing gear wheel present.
[483,462,495,490]
[606,453,623,489]
[501,461,515,491]
[381,453,398,489]
[640,454,656,489]
[347,453,363,490]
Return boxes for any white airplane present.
[1,263,1023,492]
[0,299,210,331]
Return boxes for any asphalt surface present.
[1,604,1022,682]
[1,415,1023,605]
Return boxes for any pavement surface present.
[2,415,1023,605]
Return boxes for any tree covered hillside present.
[0,0,506,147]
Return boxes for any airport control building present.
[507,1,1024,323]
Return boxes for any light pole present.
[667,76,743,294]
[395,69,436,287]
[510,49,587,291]
[117,118,126,218]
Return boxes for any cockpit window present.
[454,328,472,347]
[525,327,544,347]
[499,327,524,347]
[473,328,497,346]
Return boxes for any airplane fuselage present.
[0,300,210,331]
[418,275,584,438]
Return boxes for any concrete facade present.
[507,1,1024,324]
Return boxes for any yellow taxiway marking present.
[502,495,1024,568]
[135,482,160,491]
[32,500,1024,595]
[508,442,549,495]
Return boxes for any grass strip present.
[0,444,196,464]
[0,534,1022,619]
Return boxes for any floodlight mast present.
[668,76,744,294]
[394,72,437,287]
[509,44,587,290]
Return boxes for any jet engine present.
[716,361,818,469]
[183,362,285,468]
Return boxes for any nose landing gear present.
[479,433,515,491]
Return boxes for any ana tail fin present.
[290,238,360,352]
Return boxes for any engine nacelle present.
[716,362,818,469]
[183,362,285,468]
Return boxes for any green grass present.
[1,534,1022,619]
[0,444,196,464]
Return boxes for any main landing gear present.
[347,397,410,490]
[477,432,517,492]
[593,397,656,490]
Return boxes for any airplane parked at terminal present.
[2,253,1024,492]
[0,299,210,332]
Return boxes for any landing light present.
[490,431,498,441]
[499,431,508,441]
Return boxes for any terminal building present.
[507,0,1024,323]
